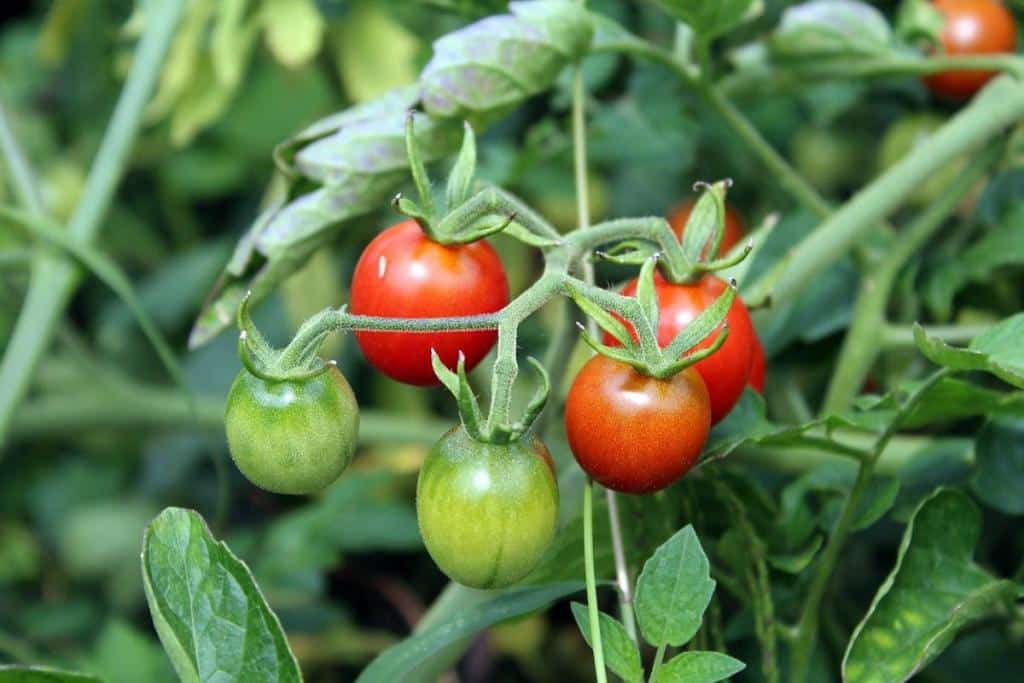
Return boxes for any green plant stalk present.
[718,53,1024,97]
[649,643,667,682]
[882,323,991,349]
[0,0,189,447]
[788,368,952,682]
[821,147,996,414]
[0,97,46,215]
[746,76,1024,309]
[9,387,450,446]
[583,478,608,683]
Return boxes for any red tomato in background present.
[564,355,711,494]
[606,274,756,424]
[924,0,1018,98]
[668,199,746,257]
[349,220,509,386]
[749,335,766,394]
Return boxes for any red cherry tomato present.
[565,355,711,494]
[668,199,746,257]
[606,274,756,424]
[924,0,1018,98]
[349,220,509,385]
[749,335,766,394]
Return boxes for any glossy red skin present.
[606,274,756,424]
[925,0,1018,98]
[668,199,745,257]
[749,335,766,394]
[350,221,509,385]
[565,355,711,494]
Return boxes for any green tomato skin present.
[225,366,359,495]
[417,427,559,589]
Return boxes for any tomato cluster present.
[567,201,765,495]
[225,195,766,587]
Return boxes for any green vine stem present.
[745,76,1024,310]
[821,145,999,414]
[0,0,189,447]
[881,323,991,348]
[788,368,952,682]
[583,478,608,683]
[0,97,46,215]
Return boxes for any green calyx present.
[594,179,752,284]
[397,115,517,246]
[236,291,335,382]
[567,256,735,380]
[431,350,550,445]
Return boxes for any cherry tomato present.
[225,365,359,495]
[668,198,745,257]
[417,427,558,588]
[350,220,509,386]
[749,335,766,394]
[924,0,1018,98]
[606,274,756,424]
[564,355,711,494]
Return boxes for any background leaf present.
[141,508,302,683]
[570,602,644,683]
[843,489,1017,682]
[651,650,745,683]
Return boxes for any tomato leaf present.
[356,582,584,683]
[971,418,1024,515]
[0,667,102,683]
[771,0,894,62]
[141,508,302,683]
[645,0,754,41]
[570,603,644,683]
[419,1,593,119]
[634,525,716,648]
[915,315,1024,389]
[651,651,745,683]
[843,489,1018,682]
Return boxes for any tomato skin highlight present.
[668,198,745,257]
[225,365,359,495]
[749,335,766,394]
[607,274,756,424]
[349,220,510,386]
[565,355,711,494]
[416,427,559,589]
[924,0,1018,98]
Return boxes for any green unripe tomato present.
[417,427,559,589]
[225,365,359,495]
[790,126,867,194]
[877,114,964,206]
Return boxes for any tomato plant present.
[349,219,509,386]
[225,365,359,495]
[565,355,710,494]
[4,2,1024,683]
[416,426,558,588]
[925,0,1018,98]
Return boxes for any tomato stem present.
[583,478,608,683]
